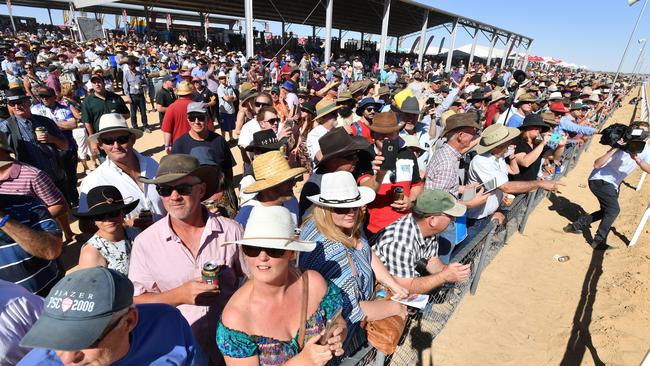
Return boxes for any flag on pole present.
[122,9,128,32]
[264,22,270,33]
[166,14,172,31]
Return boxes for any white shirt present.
[0,280,43,366]
[306,124,329,162]
[466,153,509,219]
[589,145,650,190]
[79,150,166,220]
[238,118,261,149]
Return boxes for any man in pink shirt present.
[129,154,243,365]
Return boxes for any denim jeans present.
[573,179,620,243]
[129,93,148,128]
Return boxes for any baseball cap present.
[161,74,174,82]
[20,267,134,351]
[187,101,207,114]
[412,189,466,217]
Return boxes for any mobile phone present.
[380,139,399,171]
[550,132,562,143]
[319,308,343,345]
[480,177,498,194]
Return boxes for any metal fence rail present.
[342,89,628,366]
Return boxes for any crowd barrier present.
[342,88,628,366]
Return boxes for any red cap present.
[549,101,569,114]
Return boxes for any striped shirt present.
[0,194,61,296]
[0,162,64,207]
[298,219,373,325]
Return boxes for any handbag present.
[346,252,406,355]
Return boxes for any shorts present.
[72,127,91,159]
[219,113,236,131]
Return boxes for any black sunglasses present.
[242,245,287,258]
[156,183,197,197]
[264,118,280,125]
[255,101,271,107]
[8,99,28,106]
[100,134,131,145]
[93,210,123,221]
[333,206,359,215]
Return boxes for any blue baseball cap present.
[281,80,296,93]
[162,74,174,82]
[21,267,134,351]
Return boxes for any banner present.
[77,17,104,40]
[166,14,171,31]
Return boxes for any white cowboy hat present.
[88,113,143,143]
[228,206,315,252]
[547,91,563,101]
[308,171,376,208]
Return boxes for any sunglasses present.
[333,206,359,215]
[156,183,197,197]
[7,100,28,106]
[255,101,271,108]
[93,210,123,221]
[264,118,281,125]
[242,245,287,258]
[365,106,377,112]
[100,134,131,145]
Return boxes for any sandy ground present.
[432,87,650,366]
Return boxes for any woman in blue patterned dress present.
[217,206,347,366]
[299,171,408,356]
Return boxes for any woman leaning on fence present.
[217,206,347,366]
[298,171,408,357]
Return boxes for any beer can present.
[202,261,222,285]
[35,127,46,140]
[393,187,404,201]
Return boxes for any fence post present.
[518,190,538,234]
[470,221,498,295]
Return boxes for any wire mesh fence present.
[341,91,627,366]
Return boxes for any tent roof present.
[14,0,532,43]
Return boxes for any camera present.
[599,121,649,154]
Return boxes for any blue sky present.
[2,0,649,73]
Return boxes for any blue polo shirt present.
[0,194,61,296]
[18,304,207,366]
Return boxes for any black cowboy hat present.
[518,113,550,132]
[467,89,488,102]
[72,186,139,218]
[245,129,283,152]
[316,127,370,168]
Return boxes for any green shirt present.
[81,91,130,132]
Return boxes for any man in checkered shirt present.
[372,189,471,294]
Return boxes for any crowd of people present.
[0,24,641,366]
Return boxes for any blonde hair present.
[61,82,75,98]
[307,206,365,248]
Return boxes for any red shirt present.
[484,103,500,127]
[350,119,373,144]
[281,64,292,81]
[162,97,214,143]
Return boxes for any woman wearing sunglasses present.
[218,205,347,366]
[299,171,408,355]
[73,185,140,275]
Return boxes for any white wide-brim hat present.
[88,113,143,143]
[308,171,376,208]
[227,206,315,252]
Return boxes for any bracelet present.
[0,214,9,229]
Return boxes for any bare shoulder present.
[304,270,328,304]
[78,243,106,269]
[220,281,252,330]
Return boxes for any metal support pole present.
[6,0,16,33]
[377,0,391,71]
[48,8,54,25]
[444,19,458,73]
[323,0,333,65]
[395,36,399,52]
[521,39,533,71]
[244,0,254,58]
[610,0,648,101]
[500,35,513,69]
[632,40,647,75]
[468,28,479,65]
[486,33,497,67]
[281,21,285,44]
[338,28,342,41]
[417,11,428,70]
[360,32,365,51]
[312,25,316,39]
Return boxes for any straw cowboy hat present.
[368,111,401,134]
[476,124,520,154]
[138,154,218,200]
[313,99,343,122]
[320,80,341,95]
[88,113,143,143]
[488,90,508,104]
[308,171,376,208]
[243,151,307,193]
[239,82,258,103]
[227,205,315,252]
[175,81,194,96]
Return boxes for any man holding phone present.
[357,111,423,236]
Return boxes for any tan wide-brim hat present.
[88,113,143,143]
[138,154,218,200]
[175,81,194,96]
[313,99,343,121]
[476,124,520,154]
[244,151,307,193]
